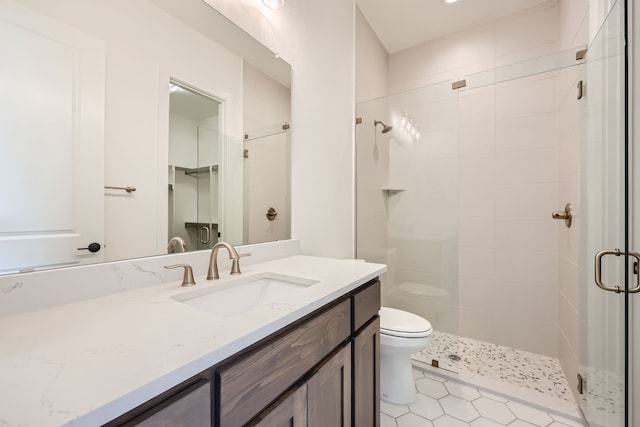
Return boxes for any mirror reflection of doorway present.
[168,80,221,252]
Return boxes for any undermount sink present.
[172,272,319,317]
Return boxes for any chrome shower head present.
[374,120,393,134]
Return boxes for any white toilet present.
[379,306,433,404]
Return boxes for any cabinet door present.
[251,384,307,427]
[353,317,380,427]
[307,343,351,427]
[134,381,210,427]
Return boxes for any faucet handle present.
[230,253,251,275]
[164,264,196,287]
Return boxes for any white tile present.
[396,412,434,427]
[473,396,517,424]
[381,400,410,418]
[412,368,425,380]
[458,217,495,248]
[496,75,557,120]
[381,412,398,427]
[507,401,554,426]
[495,148,557,185]
[459,184,495,218]
[408,393,444,420]
[416,377,449,399]
[419,128,458,159]
[494,218,558,252]
[478,390,509,403]
[495,113,557,153]
[422,370,447,383]
[509,420,539,427]
[494,182,557,219]
[459,87,496,127]
[439,395,480,422]
[458,247,495,281]
[443,368,485,395]
[494,248,557,288]
[458,276,503,313]
[433,414,471,427]
[459,123,495,157]
[459,154,495,187]
[549,413,587,426]
[470,417,505,427]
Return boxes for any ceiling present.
[356,0,547,54]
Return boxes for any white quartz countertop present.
[0,255,385,427]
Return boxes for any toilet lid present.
[379,307,433,338]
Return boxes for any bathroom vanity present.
[0,244,385,426]
[107,279,380,426]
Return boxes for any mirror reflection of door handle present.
[200,226,210,244]
[552,203,572,228]
[77,242,101,252]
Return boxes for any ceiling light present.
[445,0,458,3]
[262,0,285,9]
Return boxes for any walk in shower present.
[356,2,629,424]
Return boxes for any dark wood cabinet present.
[308,343,352,427]
[250,384,307,427]
[353,317,380,427]
[106,279,380,427]
[136,381,210,427]
[104,374,211,427]
[216,299,351,426]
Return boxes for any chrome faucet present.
[167,236,187,253]
[207,242,251,280]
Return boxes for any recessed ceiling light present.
[262,0,285,9]
[445,0,458,3]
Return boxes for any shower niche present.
[168,81,221,252]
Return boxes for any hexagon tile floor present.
[380,368,587,427]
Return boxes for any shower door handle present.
[594,249,640,293]
[200,226,210,244]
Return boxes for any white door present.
[0,0,105,274]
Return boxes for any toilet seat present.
[379,307,433,338]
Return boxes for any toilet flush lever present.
[552,203,572,228]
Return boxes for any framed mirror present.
[0,0,291,275]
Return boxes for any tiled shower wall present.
[387,1,562,357]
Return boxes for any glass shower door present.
[579,1,631,425]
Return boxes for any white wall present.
[13,0,244,259]
[243,63,291,244]
[204,0,357,258]
[354,7,391,295]
[355,7,388,104]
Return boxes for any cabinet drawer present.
[352,280,380,332]
[216,299,351,426]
